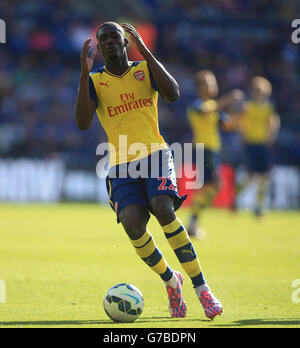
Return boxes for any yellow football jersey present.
[89,60,167,166]
[240,100,274,144]
[187,99,221,152]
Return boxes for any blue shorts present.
[245,144,270,174]
[192,147,221,184]
[106,149,187,222]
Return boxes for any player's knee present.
[152,199,176,226]
[125,225,145,240]
[122,216,145,240]
[119,210,147,240]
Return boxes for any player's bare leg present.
[233,173,253,211]
[254,174,268,217]
[187,184,217,239]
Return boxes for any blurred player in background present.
[74,22,223,320]
[187,70,244,239]
[236,76,280,216]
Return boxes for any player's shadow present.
[0,316,208,327]
[2,317,299,327]
[213,318,300,327]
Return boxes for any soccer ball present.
[103,283,144,322]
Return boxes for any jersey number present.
[158,177,176,191]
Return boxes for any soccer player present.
[186,70,244,238]
[237,76,280,216]
[74,22,222,320]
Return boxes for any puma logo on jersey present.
[100,82,109,87]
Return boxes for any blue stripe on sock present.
[164,225,184,239]
[141,248,162,267]
[191,272,206,288]
[159,266,173,282]
[135,236,152,249]
[174,243,197,263]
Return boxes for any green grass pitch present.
[0,203,299,328]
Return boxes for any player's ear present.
[124,37,129,48]
[97,43,102,53]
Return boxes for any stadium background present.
[0,0,300,210]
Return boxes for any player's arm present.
[74,38,97,130]
[199,90,245,114]
[219,93,246,131]
[121,23,180,103]
[268,113,280,144]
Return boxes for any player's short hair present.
[195,70,215,81]
[251,76,272,96]
[96,22,125,39]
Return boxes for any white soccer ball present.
[103,283,144,322]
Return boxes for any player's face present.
[196,75,218,99]
[97,25,128,60]
[251,83,268,101]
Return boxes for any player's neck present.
[105,55,131,76]
[199,94,210,101]
[252,96,267,103]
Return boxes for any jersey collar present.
[104,61,134,78]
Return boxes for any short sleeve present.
[191,99,203,112]
[89,76,98,107]
[219,111,230,124]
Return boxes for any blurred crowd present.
[0,0,300,169]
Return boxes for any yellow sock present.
[162,217,205,287]
[129,230,173,281]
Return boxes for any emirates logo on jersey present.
[134,70,145,81]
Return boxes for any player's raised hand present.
[80,38,96,77]
[230,89,245,102]
[121,23,148,55]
